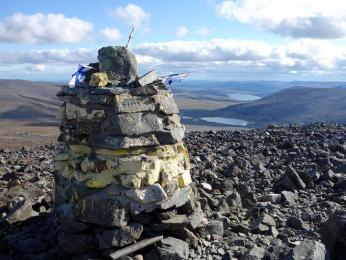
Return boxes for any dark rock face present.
[5,199,34,224]
[57,232,96,254]
[156,237,190,260]
[98,46,137,83]
[73,198,129,227]
[0,123,346,259]
[96,223,143,249]
[285,240,330,260]
[320,212,346,260]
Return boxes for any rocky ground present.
[0,123,345,259]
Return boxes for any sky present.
[2,0,346,82]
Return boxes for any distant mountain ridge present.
[211,87,346,126]
[1,79,346,129]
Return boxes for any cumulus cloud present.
[0,13,93,44]
[135,39,346,74]
[100,27,122,42]
[1,39,346,77]
[217,0,346,39]
[110,4,150,29]
[0,48,97,65]
[135,39,272,62]
[28,64,46,72]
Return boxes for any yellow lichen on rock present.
[65,103,106,121]
[54,152,69,162]
[178,170,192,188]
[89,72,109,87]
[95,147,146,156]
[118,175,142,188]
[55,143,191,190]
[86,172,116,188]
[69,145,92,155]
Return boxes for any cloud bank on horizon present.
[1,0,346,81]
[217,0,346,39]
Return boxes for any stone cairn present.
[53,46,203,259]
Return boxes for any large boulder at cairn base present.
[320,212,346,260]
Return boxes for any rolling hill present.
[210,87,346,126]
[0,79,61,126]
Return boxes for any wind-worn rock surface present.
[0,123,346,259]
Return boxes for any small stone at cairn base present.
[53,45,203,259]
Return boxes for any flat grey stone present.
[130,84,159,96]
[130,187,191,215]
[155,94,179,114]
[113,93,178,114]
[156,237,189,260]
[204,220,224,237]
[281,190,298,205]
[97,223,143,249]
[250,213,276,233]
[286,216,308,230]
[73,197,129,227]
[114,94,156,113]
[5,199,33,224]
[241,245,265,260]
[78,94,111,105]
[138,70,157,87]
[65,121,101,135]
[286,165,306,189]
[257,194,282,204]
[125,184,167,204]
[188,208,205,229]
[286,240,330,260]
[155,128,185,144]
[111,112,164,136]
[91,133,160,149]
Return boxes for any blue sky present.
[1,0,346,82]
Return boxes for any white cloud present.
[217,0,346,39]
[136,55,163,65]
[176,27,189,37]
[0,13,93,44]
[100,27,122,42]
[0,48,97,64]
[1,39,346,78]
[110,4,150,29]
[135,39,346,74]
[29,64,46,72]
[135,39,272,62]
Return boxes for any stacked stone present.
[53,46,202,257]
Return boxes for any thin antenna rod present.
[126,27,135,48]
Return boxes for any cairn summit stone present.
[98,46,137,83]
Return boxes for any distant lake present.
[228,93,261,101]
[200,117,248,126]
